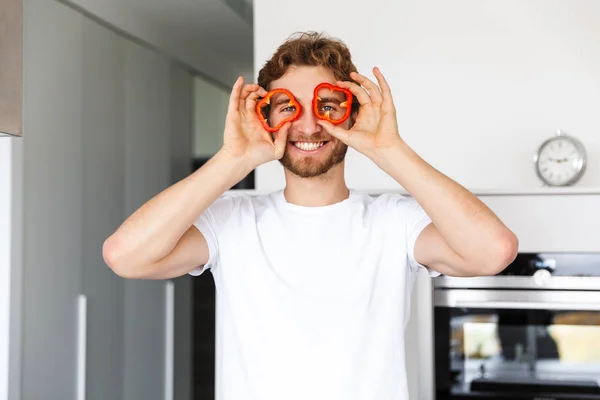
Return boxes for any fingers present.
[227,77,243,115]
[336,80,372,105]
[273,122,291,158]
[339,68,396,113]
[350,71,383,103]
[245,86,268,111]
[238,83,257,110]
[373,67,395,111]
[316,120,350,145]
[238,83,267,111]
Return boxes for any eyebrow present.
[317,97,344,104]
[269,94,346,109]
[272,97,294,108]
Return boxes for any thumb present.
[273,122,291,158]
[317,120,349,144]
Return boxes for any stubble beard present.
[279,139,348,178]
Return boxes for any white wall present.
[0,141,12,400]
[7,135,23,400]
[253,2,600,399]
[254,0,600,192]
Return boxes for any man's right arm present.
[103,77,290,280]
[102,151,253,280]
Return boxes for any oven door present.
[434,289,600,400]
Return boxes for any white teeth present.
[294,141,325,151]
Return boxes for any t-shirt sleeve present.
[400,196,441,277]
[188,193,238,276]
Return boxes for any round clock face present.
[535,136,586,186]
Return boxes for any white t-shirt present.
[190,189,438,400]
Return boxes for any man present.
[103,32,518,400]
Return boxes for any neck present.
[282,162,349,207]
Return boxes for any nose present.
[293,105,321,136]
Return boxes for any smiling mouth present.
[291,141,329,151]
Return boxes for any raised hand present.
[220,77,291,168]
[316,67,403,160]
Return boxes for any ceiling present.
[66,0,254,87]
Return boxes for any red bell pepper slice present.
[312,83,353,125]
[255,88,302,132]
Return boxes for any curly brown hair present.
[257,31,360,115]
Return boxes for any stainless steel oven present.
[433,252,600,400]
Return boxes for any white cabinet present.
[20,2,127,398]
[17,2,193,400]
[479,193,600,252]
[20,1,84,398]
[80,16,127,400]
[122,41,172,400]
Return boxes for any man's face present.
[268,65,351,178]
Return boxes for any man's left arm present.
[317,67,518,277]
[375,141,519,277]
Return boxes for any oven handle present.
[435,289,600,310]
[451,300,599,311]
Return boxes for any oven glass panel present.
[436,307,600,398]
[501,253,600,277]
